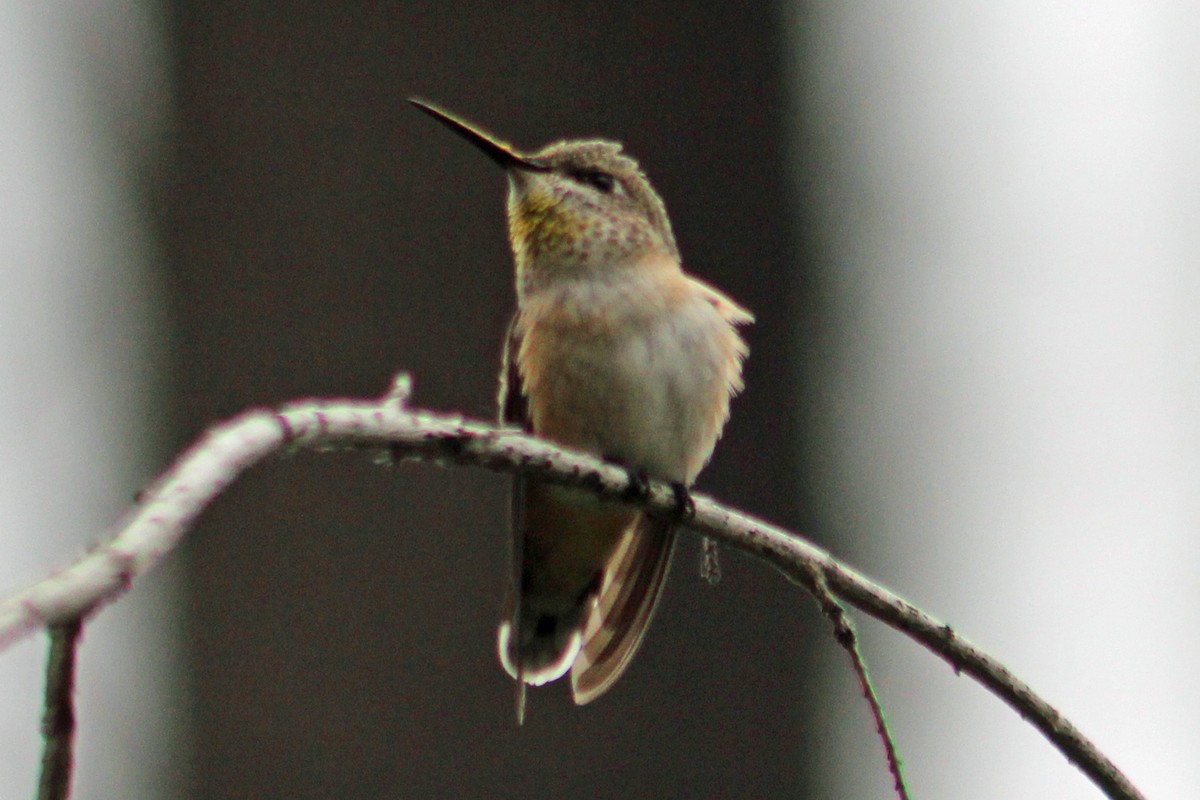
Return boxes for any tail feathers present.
[498,611,582,725]
[571,516,675,704]
[496,514,676,712]
[496,614,583,687]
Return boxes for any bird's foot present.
[670,481,695,523]
[621,466,652,502]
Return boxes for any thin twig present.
[804,566,909,800]
[0,378,1147,800]
[37,620,82,800]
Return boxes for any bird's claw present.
[622,467,651,501]
[670,481,695,522]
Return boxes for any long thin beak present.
[409,98,549,172]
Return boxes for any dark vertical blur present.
[165,3,820,796]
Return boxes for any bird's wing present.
[498,314,530,431]
[570,515,676,705]
[497,315,530,722]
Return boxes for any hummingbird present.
[410,100,752,719]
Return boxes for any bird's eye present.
[572,169,616,193]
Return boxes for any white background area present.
[788,3,1198,798]
[0,4,179,798]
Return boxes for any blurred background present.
[1,2,1197,798]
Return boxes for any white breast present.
[517,263,749,484]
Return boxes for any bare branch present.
[805,566,909,800]
[0,378,1145,800]
[37,620,82,800]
